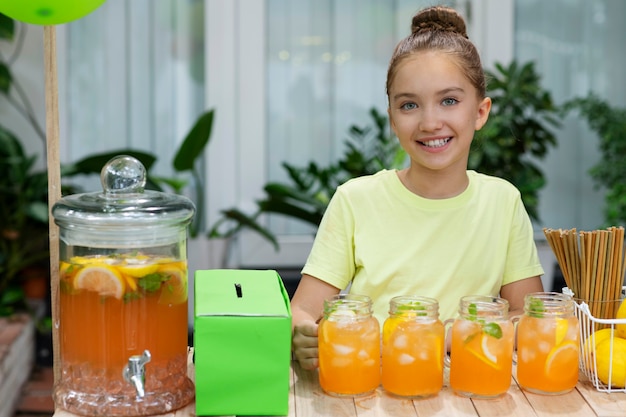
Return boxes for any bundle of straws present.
[543,226,625,319]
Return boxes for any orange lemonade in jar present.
[56,251,194,415]
[516,292,579,394]
[382,296,444,398]
[318,294,380,396]
[449,296,514,398]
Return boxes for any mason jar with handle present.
[318,293,380,396]
[448,295,515,398]
[382,295,444,398]
[516,292,579,394]
[52,156,195,416]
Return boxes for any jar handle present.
[443,318,455,368]
[510,315,521,365]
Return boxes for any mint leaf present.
[468,303,478,320]
[137,272,168,292]
[528,297,545,318]
[482,322,503,339]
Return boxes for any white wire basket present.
[569,287,626,393]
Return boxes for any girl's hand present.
[292,320,319,370]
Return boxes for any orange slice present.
[73,264,125,299]
[157,266,188,305]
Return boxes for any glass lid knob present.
[100,155,147,195]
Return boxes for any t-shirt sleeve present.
[503,195,545,285]
[301,187,355,291]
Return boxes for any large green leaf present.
[173,109,214,172]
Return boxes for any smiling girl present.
[290,5,544,371]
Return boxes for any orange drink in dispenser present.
[449,295,514,398]
[318,294,380,396]
[52,156,195,416]
[516,292,579,394]
[382,296,444,398]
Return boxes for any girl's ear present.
[475,97,492,131]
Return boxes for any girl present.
[291,5,544,371]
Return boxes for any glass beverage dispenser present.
[52,156,195,416]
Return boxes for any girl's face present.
[387,51,491,175]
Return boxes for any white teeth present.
[421,138,450,148]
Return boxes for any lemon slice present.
[555,318,568,346]
[118,263,159,278]
[382,317,402,346]
[466,333,501,370]
[124,275,138,292]
[74,264,125,299]
[545,341,578,378]
[157,266,188,305]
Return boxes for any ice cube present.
[333,344,355,355]
[357,349,370,360]
[398,353,415,365]
[393,334,408,349]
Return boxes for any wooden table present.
[287,362,626,417]
[54,357,626,417]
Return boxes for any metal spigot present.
[123,350,151,398]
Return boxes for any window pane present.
[515,0,625,229]
[65,0,205,188]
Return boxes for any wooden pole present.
[43,25,62,384]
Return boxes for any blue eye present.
[401,102,417,110]
[442,98,458,106]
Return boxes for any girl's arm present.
[290,274,340,370]
[500,276,545,317]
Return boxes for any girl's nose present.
[419,108,443,132]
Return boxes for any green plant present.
[563,94,626,227]
[0,13,214,315]
[209,107,406,249]
[1,14,48,314]
[469,61,562,221]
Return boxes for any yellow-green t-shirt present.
[301,169,544,324]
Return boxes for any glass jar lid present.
[52,155,195,247]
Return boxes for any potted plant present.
[468,60,562,222]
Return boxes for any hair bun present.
[411,6,468,39]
